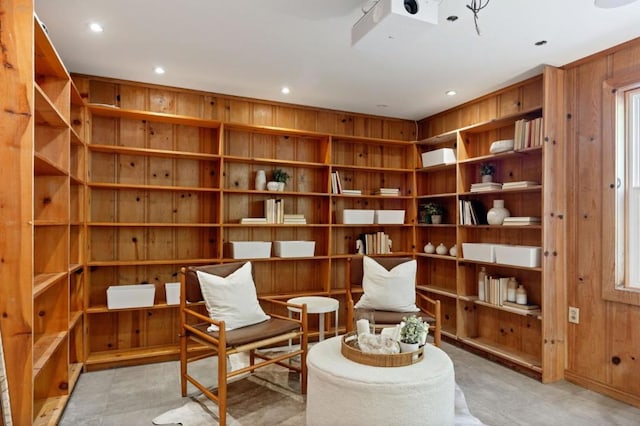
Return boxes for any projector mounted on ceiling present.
[352,0,439,48]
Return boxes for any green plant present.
[272,168,290,183]
[424,202,444,216]
[400,315,428,344]
[480,163,495,176]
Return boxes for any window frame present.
[602,73,640,305]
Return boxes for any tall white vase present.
[255,170,266,191]
[487,199,511,225]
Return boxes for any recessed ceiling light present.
[534,40,547,46]
[154,67,165,75]
[281,87,290,95]
[89,22,103,33]
[445,90,457,96]
[446,15,459,22]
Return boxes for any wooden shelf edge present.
[33,272,68,298]
[416,253,457,261]
[223,155,327,169]
[86,303,179,314]
[457,259,542,272]
[88,104,222,128]
[33,395,68,426]
[33,332,67,375]
[416,285,457,299]
[88,182,220,192]
[457,146,542,166]
[458,336,542,373]
[34,152,68,176]
[88,222,220,228]
[415,130,458,146]
[474,300,542,319]
[89,143,220,160]
[68,363,83,392]
[86,258,219,267]
[69,311,83,329]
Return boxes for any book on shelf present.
[375,188,400,196]
[502,181,540,189]
[283,213,307,224]
[502,301,540,311]
[240,217,267,224]
[470,182,503,192]
[502,216,541,226]
[459,199,488,225]
[514,117,544,150]
[264,198,284,224]
[341,189,362,195]
[357,232,392,255]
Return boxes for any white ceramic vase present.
[436,243,448,255]
[266,181,279,191]
[482,174,493,183]
[449,244,457,257]
[277,182,285,191]
[255,170,266,191]
[487,199,511,225]
[424,242,435,254]
[431,214,442,224]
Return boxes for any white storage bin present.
[273,241,316,258]
[462,243,496,263]
[165,282,180,305]
[374,209,405,224]
[107,284,156,309]
[421,148,456,168]
[495,245,542,268]
[341,209,375,224]
[229,241,272,259]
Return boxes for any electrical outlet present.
[568,306,580,324]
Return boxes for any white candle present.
[356,319,370,335]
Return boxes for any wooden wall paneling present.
[540,66,567,382]
[176,92,205,118]
[608,303,640,396]
[88,80,118,105]
[316,110,338,134]
[569,58,609,382]
[148,88,176,114]
[118,84,147,110]
[225,99,251,124]
[498,87,521,117]
[476,97,498,123]
[35,125,69,171]
[522,76,544,111]
[252,103,275,126]
[353,116,383,139]
[203,95,223,120]
[334,114,355,136]
[275,105,296,128]
[295,109,318,132]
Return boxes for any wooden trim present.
[565,370,640,408]
[0,1,35,423]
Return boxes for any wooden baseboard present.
[565,370,640,408]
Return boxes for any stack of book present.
[470,182,502,192]
[502,180,539,190]
[283,214,306,224]
[264,199,284,224]
[375,188,400,196]
[342,189,362,195]
[240,217,267,224]
[502,216,541,226]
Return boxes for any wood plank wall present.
[564,37,640,407]
[73,75,416,141]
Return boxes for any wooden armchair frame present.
[179,263,308,426]
[345,256,441,347]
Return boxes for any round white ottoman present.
[306,336,455,426]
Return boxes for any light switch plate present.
[568,306,580,324]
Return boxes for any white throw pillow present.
[355,256,419,312]
[196,262,270,331]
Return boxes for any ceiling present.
[35,0,640,120]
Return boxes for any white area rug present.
[153,353,484,426]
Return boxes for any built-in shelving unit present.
[414,69,566,382]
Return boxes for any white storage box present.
[341,209,375,224]
[273,241,316,258]
[421,148,456,168]
[107,284,156,309]
[462,243,496,263]
[165,282,180,305]
[374,209,405,224]
[495,245,542,268]
[229,241,272,259]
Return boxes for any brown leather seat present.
[345,256,441,347]
[180,262,308,426]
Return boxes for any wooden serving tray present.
[340,333,424,367]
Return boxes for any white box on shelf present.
[107,284,156,309]
[374,209,405,224]
[273,241,316,258]
[229,241,272,259]
[421,148,456,168]
[341,209,375,224]
[165,282,180,305]
[495,245,542,268]
[461,243,496,263]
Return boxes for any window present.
[615,85,640,290]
